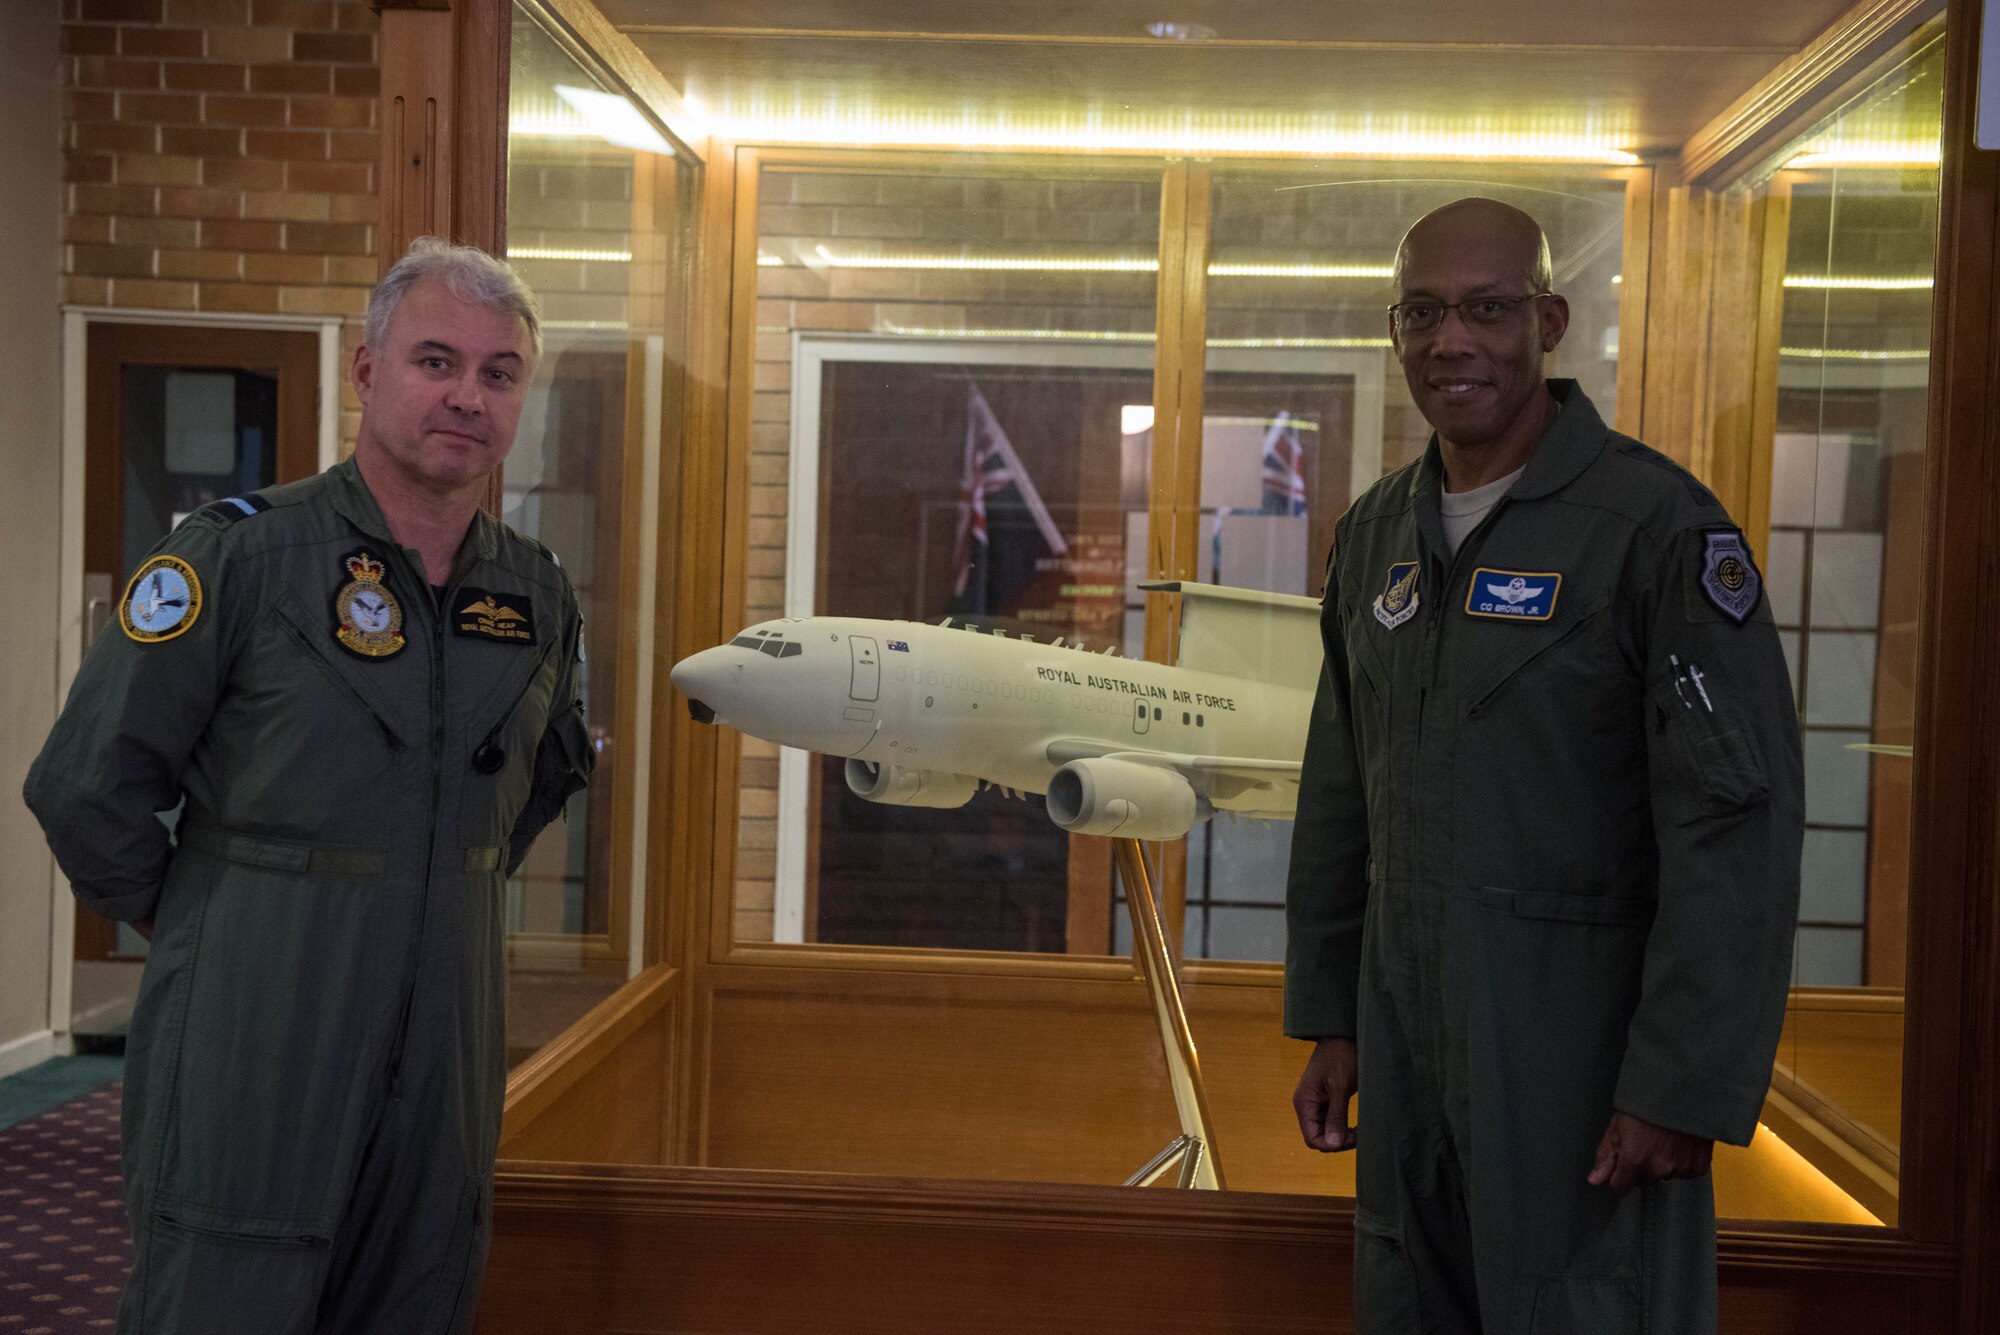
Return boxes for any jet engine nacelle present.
[845,758,979,809]
[1045,757,1205,840]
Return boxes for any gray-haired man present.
[26,238,594,1333]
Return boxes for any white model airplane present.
[669,582,1320,840]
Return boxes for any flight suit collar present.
[1406,379,1606,557]
[325,454,504,580]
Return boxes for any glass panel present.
[730,161,1161,952]
[502,5,696,1065]
[1740,22,1942,1224]
[1189,165,1628,962]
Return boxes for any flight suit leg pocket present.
[1506,1274,1640,1335]
[134,1207,331,1335]
[430,1176,489,1335]
[1353,1207,1424,1335]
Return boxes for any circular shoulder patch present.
[120,555,203,643]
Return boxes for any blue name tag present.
[1464,568,1562,621]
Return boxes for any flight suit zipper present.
[387,570,464,1097]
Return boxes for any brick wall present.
[61,0,379,441]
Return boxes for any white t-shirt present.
[1440,465,1526,556]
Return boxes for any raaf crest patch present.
[1699,530,1761,623]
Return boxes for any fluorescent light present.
[1782,274,1933,290]
[1784,141,1939,169]
[875,323,1389,349]
[553,84,675,157]
[757,252,786,267]
[1121,404,1156,434]
[810,246,1391,278]
[508,245,633,263]
[1779,345,1929,361]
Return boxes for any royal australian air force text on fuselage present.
[669,582,1318,841]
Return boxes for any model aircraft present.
[669,582,1321,840]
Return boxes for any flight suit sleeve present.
[1615,523,1804,1146]
[1283,539,1374,1040]
[23,516,246,923]
[504,591,595,876]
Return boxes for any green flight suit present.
[24,455,593,1335]
[1285,382,1803,1334]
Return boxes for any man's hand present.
[1292,1037,1359,1152]
[1587,1110,1712,1195]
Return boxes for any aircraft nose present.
[669,645,744,725]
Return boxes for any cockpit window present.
[779,643,802,658]
[729,636,762,650]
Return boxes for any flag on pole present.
[1260,411,1309,516]
[951,385,1068,599]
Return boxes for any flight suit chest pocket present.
[1463,596,1611,720]
[267,593,409,754]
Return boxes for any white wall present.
[0,1,66,1077]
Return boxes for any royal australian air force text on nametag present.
[1464,567,1562,622]
[454,588,538,645]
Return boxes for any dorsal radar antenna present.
[937,616,953,628]
[1051,637,1066,648]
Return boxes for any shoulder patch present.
[1698,528,1762,623]
[195,495,273,525]
[120,554,203,643]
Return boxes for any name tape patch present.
[455,588,537,645]
[1464,568,1562,621]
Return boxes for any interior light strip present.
[1778,345,1929,361]
[508,246,634,263]
[805,246,1394,278]
[876,323,1389,349]
[689,104,1640,163]
[508,115,596,139]
[1781,274,1933,290]
[1783,142,1940,169]
[757,252,786,266]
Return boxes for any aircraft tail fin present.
[1138,580,1322,687]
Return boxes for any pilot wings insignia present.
[1486,577,1544,605]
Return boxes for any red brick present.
[62,24,118,55]
[243,252,324,283]
[161,125,243,156]
[203,156,285,189]
[326,129,374,162]
[75,57,162,89]
[251,0,335,25]
[165,0,249,22]
[73,121,156,153]
[248,63,332,95]
[285,220,370,255]
[114,278,199,309]
[201,217,284,250]
[277,285,365,316]
[119,92,202,124]
[158,186,242,218]
[80,0,164,19]
[326,194,374,224]
[204,94,290,127]
[65,214,116,245]
[201,281,283,313]
[164,62,245,92]
[245,128,328,161]
[117,153,204,187]
[66,275,113,305]
[285,159,368,193]
[72,183,158,215]
[332,2,376,33]
[206,26,291,63]
[67,90,117,121]
[72,244,157,278]
[66,149,117,183]
[326,254,374,285]
[115,216,200,247]
[288,97,371,130]
[119,26,203,58]
[291,32,370,64]
[155,248,242,280]
[242,190,328,222]
[330,65,376,98]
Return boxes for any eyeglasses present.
[1387,292,1552,338]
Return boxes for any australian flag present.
[1260,411,1309,516]
[950,384,1068,615]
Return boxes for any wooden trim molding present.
[1679,0,1944,186]
[502,964,677,1135]
[518,0,709,158]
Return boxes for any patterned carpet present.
[0,1082,129,1332]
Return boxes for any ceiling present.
[593,0,1905,158]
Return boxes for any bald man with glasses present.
[1284,198,1804,1334]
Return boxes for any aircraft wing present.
[1044,739,1301,806]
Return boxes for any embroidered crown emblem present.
[344,551,387,583]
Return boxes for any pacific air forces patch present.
[1699,529,1761,623]
[1373,561,1420,629]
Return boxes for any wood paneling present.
[501,965,678,1162]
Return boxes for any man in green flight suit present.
[1285,199,1803,1333]
[25,238,593,1334]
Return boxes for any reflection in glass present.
[501,5,696,1064]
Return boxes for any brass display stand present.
[1114,838,1226,1190]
